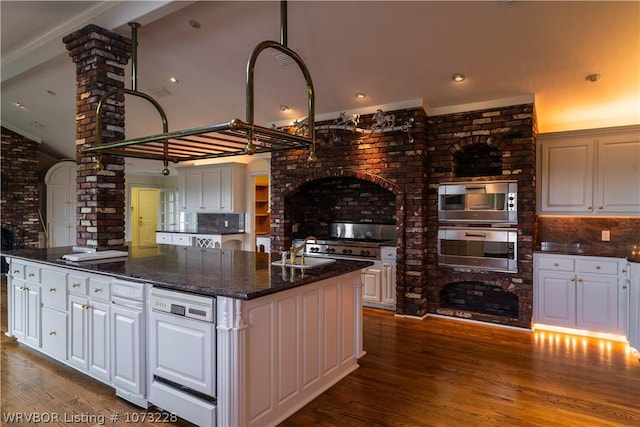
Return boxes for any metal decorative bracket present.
[295,109,414,143]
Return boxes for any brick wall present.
[0,127,41,247]
[425,103,536,328]
[270,108,428,316]
[64,25,130,249]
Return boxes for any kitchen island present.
[4,245,372,426]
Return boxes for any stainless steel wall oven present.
[437,227,518,273]
[438,180,517,224]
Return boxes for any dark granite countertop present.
[3,246,372,300]
[535,241,640,263]
[157,229,245,235]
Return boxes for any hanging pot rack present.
[84,1,316,175]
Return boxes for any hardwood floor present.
[2,275,639,426]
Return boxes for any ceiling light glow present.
[280,105,290,112]
[355,92,366,99]
[170,77,179,84]
[452,73,465,82]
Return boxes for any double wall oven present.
[437,180,519,273]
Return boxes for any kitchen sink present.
[271,257,336,269]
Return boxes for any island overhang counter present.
[4,245,372,427]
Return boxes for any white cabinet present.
[178,163,246,213]
[362,248,397,310]
[41,268,68,360]
[156,232,192,246]
[45,160,77,247]
[111,280,146,406]
[68,274,111,383]
[534,253,627,336]
[628,262,640,356]
[8,260,42,348]
[381,246,397,307]
[538,126,640,215]
[361,261,383,304]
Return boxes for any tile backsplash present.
[196,213,245,233]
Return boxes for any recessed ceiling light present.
[452,73,465,82]
[355,92,366,99]
[13,102,25,109]
[280,105,290,112]
[170,77,179,84]
[189,19,201,29]
[585,73,601,83]
[46,90,56,96]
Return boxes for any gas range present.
[304,238,393,260]
[294,222,396,260]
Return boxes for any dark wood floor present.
[2,275,639,426]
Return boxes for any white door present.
[45,161,77,247]
[576,274,619,333]
[536,271,576,327]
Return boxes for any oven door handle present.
[464,232,487,238]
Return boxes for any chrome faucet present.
[290,236,317,264]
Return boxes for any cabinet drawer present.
[42,269,68,310]
[89,276,111,301]
[156,232,172,244]
[42,307,68,360]
[537,255,575,272]
[25,264,41,282]
[173,234,192,246]
[9,260,25,279]
[576,258,619,275]
[68,274,88,295]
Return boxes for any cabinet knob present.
[12,269,19,274]
[81,303,91,310]
[48,331,56,336]
[570,277,576,282]
[72,283,80,288]
[19,286,27,291]
[587,206,592,210]
[598,206,603,210]
[28,273,35,277]
[93,288,102,293]
[553,262,559,267]
[595,265,601,270]
[577,278,583,283]
[49,288,56,292]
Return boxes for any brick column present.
[63,25,131,250]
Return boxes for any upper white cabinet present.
[177,163,246,213]
[537,126,640,215]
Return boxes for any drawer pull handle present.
[595,265,601,270]
[19,286,27,291]
[553,262,559,267]
[72,283,80,288]
[28,273,35,277]
[49,288,56,292]
[49,331,56,336]
[12,269,19,274]
[82,304,91,310]
[93,288,102,293]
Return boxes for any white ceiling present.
[1,1,639,175]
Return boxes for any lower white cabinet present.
[41,268,68,359]
[69,296,111,382]
[628,263,640,356]
[362,247,397,310]
[156,232,192,246]
[10,278,41,348]
[534,253,627,336]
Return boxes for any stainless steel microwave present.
[438,180,518,224]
